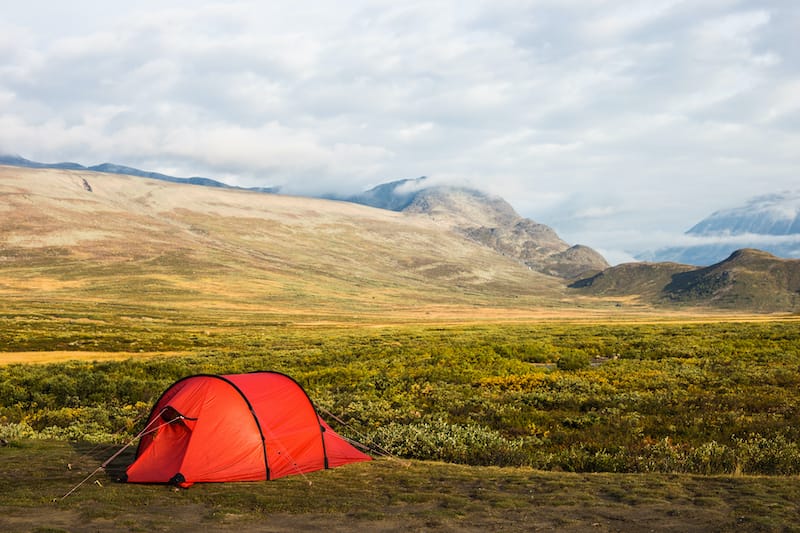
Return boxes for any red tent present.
[124,372,370,487]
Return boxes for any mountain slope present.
[348,179,609,279]
[688,192,800,236]
[0,154,278,193]
[0,156,609,279]
[0,164,566,317]
[644,191,800,265]
[571,249,800,311]
[662,249,800,309]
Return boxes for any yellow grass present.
[0,351,192,365]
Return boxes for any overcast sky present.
[1,0,798,263]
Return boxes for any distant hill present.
[569,261,695,300]
[0,164,569,317]
[343,178,609,279]
[572,249,800,311]
[1,156,608,280]
[0,154,279,193]
[5,156,800,313]
[342,176,427,211]
[644,191,800,265]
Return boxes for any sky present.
[1,0,798,264]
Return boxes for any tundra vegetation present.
[2,309,799,476]
[2,306,800,530]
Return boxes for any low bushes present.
[1,321,799,474]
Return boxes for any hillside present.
[0,165,568,319]
[0,154,278,192]
[4,163,800,315]
[569,262,696,300]
[347,178,609,279]
[662,249,800,309]
[571,249,800,312]
[688,192,800,236]
[644,191,800,265]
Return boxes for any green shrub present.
[687,441,736,475]
[735,434,800,475]
[2,320,800,474]
[556,351,590,371]
[367,419,530,466]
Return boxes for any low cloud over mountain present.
[641,191,800,266]
[341,178,609,279]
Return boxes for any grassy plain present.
[2,304,800,531]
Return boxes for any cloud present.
[1,0,798,263]
[573,206,625,220]
[161,122,394,193]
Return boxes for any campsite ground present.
[2,440,800,532]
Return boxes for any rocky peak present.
[398,185,609,279]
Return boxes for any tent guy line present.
[59,407,175,501]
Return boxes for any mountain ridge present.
[343,178,609,279]
[0,154,279,193]
[1,156,608,280]
[644,190,800,265]
[4,156,800,313]
[571,248,800,311]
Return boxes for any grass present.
[3,316,800,473]
[0,351,193,365]
[2,440,800,532]
[2,314,800,531]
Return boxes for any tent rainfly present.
[123,371,371,487]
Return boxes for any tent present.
[123,371,371,487]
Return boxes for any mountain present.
[644,191,800,265]
[571,249,800,311]
[342,176,427,211]
[0,164,569,318]
[0,153,87,170]
[0,157,607,278]
[87,162,236,189]
[5,156,800,313]
[2,164,799,313]
[0,154,279,193]
[688,192,800,236]
[344,178,609,279]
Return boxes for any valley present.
[2,163,800,531]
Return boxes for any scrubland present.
[2,308,799,531]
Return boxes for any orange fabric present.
[125,372,370,486]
